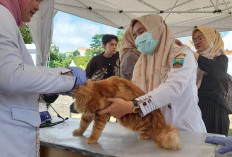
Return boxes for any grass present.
[229,128,232,136]
[229,114,232,136]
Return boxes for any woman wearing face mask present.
[98,14,206,133]
[0,0,87,156]
[192,26,229,136]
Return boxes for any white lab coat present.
[137,49,207,133]
[0,5,76,157]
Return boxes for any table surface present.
[40,117,226,157]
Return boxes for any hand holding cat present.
[98,98,134,119]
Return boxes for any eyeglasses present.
[193,36,205,44]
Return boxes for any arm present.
[197,55,228,80]
[0,13,76,94]
[98,49,196,118]
[137,49,196,116]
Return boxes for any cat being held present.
[72,76,182,150]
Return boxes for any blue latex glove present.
[205,136,232,154]
[58,67,87,96]
[66,67,87,85]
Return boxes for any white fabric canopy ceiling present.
[29,0,232,65]
[54,0,232,37]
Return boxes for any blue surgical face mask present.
[135,32,159,55]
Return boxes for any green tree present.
[85,48,104,57]
[78,31,125,68]
[48,44,70,67]
[85,34,105,57]
[85,32,126,57]
[116,29,125,50]
[19,23,33,44]
[73,56,92,69]
[90,34,104,49]
[73,50,80,56]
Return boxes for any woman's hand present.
[98,98,134,119]
[205,136,232,154]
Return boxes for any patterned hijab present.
[0,0,31,27]
[130,14,187,92]
[192,26,225,88]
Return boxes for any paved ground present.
[47,95,75,118]
[48,95,232,135]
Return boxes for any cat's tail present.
[152,125,182,150]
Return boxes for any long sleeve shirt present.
[0,5,76,157]
[135,49,206,133]
[197,55,229,110]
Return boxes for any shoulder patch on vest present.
[173,53,186,69]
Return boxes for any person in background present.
[85,34,120,81]
[119,28,183,81]
[98,14,206,133]
[192,26,229,136]
[120,28,141,80]
[0,0,87,157]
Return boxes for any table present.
[40,117,227,157]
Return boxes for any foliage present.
[73,50,80,56]
[73,56,92,69]
[85,30,125,57]
[48,44,72,67]
[116,29,125,50]
[85,48,104,57]
[48,29,125,69]
[85,34,104,57]
[90,34,104,49]
[19,23,33,44]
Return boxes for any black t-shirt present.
[85,51,120,81]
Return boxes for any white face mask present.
[135,32,159,55]
[198,42,214,55]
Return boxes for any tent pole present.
[216,0,219,10]
[209,0,217,9]
[164,0,192,11]
[137,0,160,11]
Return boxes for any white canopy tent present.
[28,0,232,66]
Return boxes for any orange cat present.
[72,76,182,150]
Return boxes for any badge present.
[173,53,186,69]
[173,58,184,68]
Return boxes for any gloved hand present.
[205,136,232,154]
[66,67,87,85]
[58,67,87,96]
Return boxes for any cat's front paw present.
[139,132,151,140]
[72,129,83,136]
[86,136,98,144]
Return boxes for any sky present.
[52,11,120,53]
[53,11,232,55]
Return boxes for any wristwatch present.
[132,99,141,113]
